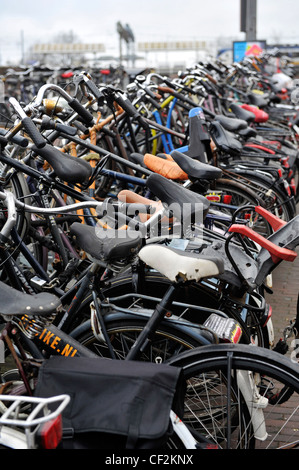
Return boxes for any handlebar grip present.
[0,129,29,148]
[0,135,7,147]
[143,85,159,100]
[169,89,196,107]
[41,116,77,136]
[114,93,149,128]
[68,98,94,126]
[22,117,46,149]
[55,122,77,136]
[206,73,217,84]
[163,78,176,89]
[145,94,161,110]
[180,84,197,94]
[114,93,139,118]
[85,79,106,105]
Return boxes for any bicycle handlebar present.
[8,88,94,148]
[25,83,95,126]
[81,75,106,105]
[0,129,29,148]
[9,97,47,149]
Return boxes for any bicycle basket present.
[34,356,185,449]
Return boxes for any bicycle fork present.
[236,370,268,442]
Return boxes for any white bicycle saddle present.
[138,245,224,283]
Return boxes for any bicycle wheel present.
[0,170,31,240]
[0,171,44,284]
[220,172,295,222]
[73,316,213,362]
[206,178,273,237]
[167,344,299,449]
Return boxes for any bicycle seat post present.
[125,281,180,362]
[56,261,103,331]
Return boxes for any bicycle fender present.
[69,310,215,347]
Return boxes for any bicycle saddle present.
[0,281,61,317]
[240,104,269,123]
[170,150,222,181]
[146,173,210,222]
[214,115,248,132]
[128,152,148,169]
[117,190,170,223]
[32,144,92,184]
[70,222,142,262]
[143,153,188,180]
[247,92,269,109]
[209,121,243,155]
[138,245,224,283]
[238,127,257,139]
[229,103,255,124]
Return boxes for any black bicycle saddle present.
[32,144,92,184]
[0,281,61,317]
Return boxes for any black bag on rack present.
[34,356,186,449]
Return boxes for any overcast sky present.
[0,0,298,65]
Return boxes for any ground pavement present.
[265,247,299,349]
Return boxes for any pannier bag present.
[34,356,185,449]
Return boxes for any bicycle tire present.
[189,177,273,237]
[0,171,31,240]
[167,343,299,449]
[0,171,44,282]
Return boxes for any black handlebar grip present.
[169,89,197,107]
[145,94,161,110]
[114,93,149,128]
[55,122,77,136]
[114,93,139,118]
[143,86,158,100]
[68,98,94,126]
[85,79,106,105]
[0,135,7,147]
[163,78,177,89]
[181,84,197,94]
[0,129,29,148]
[22,117,46,149]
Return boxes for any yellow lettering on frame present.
[61,344,73,357]
[50,336,61,350]
[43,331,55,344]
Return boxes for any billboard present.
[138,41,206,52]
[32,43,105,54]
[233,40,267,62]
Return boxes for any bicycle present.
[1,244,299,449]
[0,115,298,450]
